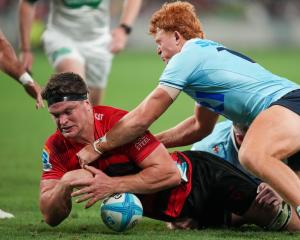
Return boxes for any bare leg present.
[88,87,105,106]
[55,58,85,79]
[239,106,300,216]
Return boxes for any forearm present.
[40,181,73,226]
[120,0,142,26]
[103,110,149,151]
[19,1,35,51]
[0,34,24,79]
[98,88,173,153]
[112,164,181,194]
[156,116,210,148]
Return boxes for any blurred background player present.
[76,1,300,220]
[0,30,43,219]
[19,0,142,105]
[40,72,300,231]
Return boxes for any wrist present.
[21,48,31,52]
[93,135,107,155]
[19,72,34,85]
[119,23,132,35]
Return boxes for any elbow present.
[43,214,63,227]
[40,199,69,227]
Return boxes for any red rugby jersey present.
[41,106,192,220]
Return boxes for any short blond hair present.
[149,1,204,39]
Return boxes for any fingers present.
[110,28,127,54]
[75,192,95,203]
[85,196,100,209]
[36,98,45,109]
[256,185,282,208]
[71,187,89,198]
[84,165,101,175]
[77,144,100,167]
[70,179,92,192]
[257,182,266,193]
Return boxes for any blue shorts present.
[270,89,300,116]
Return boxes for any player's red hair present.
[149,1,204,39]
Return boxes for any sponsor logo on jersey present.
[42,146,52,171]
[134,136,150,151]
[95,113,104,121]
[213,145,219,154]
[196,92,224,113]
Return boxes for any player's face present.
[49,101,92,139]
[233,125,248,147]
[154,29,181,64]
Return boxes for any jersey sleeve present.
[125,131,161,164]
[99,106,160,164]
[41,137,68,180]
[105,108,128,131]
[159,48,201,90]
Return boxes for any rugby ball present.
[100,193,143,232]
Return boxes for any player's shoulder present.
[93,105,128,116]
[93,105,128,126]
[183,38,222,52]
[172,38,222,65]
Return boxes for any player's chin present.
[61,129,78,139]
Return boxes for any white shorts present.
[42,28,113,89]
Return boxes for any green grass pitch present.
[0,48,299,239]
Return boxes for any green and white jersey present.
[30,0,110,40]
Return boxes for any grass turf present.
[0,48,299,239]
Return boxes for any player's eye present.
[65,109,73,115]
[51,113,59,119]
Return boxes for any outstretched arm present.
[156,104,219,148]
[77,86,174,166]
[110,0,142,53]
[0,31,25,79]
[72,144,181,208]
[0,30,43,108]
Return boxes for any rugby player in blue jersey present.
[77,1,300,219]
[191,121,300,181]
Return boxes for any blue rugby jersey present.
[159,38,299,126]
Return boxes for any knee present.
[239,146,255,170]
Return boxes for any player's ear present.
[174,31,181,44]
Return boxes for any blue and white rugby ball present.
[100,193,143,232]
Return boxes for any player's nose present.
[58,114,68,125]
[157,46,162,56]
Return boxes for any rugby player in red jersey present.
[40,72,300,231]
